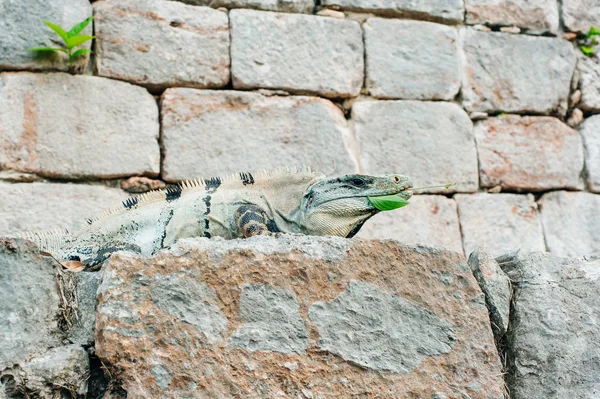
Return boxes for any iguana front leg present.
[234,204,280,238]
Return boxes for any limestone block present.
[498,252,600,398]
[562,0,600,33]
[465,0,559,34]
[539,191,600,258]
[474,115,584,191]
[0,73,160,178]
[352,100,478,193]
[364,18,460,100]
[357,195,463,254]
[94,0,230,90]
[161,89,355,181]
[94,235,505,398]
[0,182,128,236]
[230,10,363,98]
[578,55,600,112]
[321,0,464,23]
[173,0,313,13]
[580,115,600,192]
[455,193,545,257]
[460,29,576,115]
[0,0,92,71]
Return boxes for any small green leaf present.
[68,16,93,38]
[65,35,94,50]
[581,45,595,56]
[71,48,92,58]
[43,20,69,42]
[368,195,410,211]
[29,47,67,53]
[588,26,600,37]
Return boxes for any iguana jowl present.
[22,168,412,270]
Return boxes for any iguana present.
[20,168,412,270]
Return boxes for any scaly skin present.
[21,168,412,270]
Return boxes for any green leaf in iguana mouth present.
[367,195,410,211]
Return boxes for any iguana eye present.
[351,178,365,187]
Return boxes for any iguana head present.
[301,174,413,238]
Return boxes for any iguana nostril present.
[393,176,400,183]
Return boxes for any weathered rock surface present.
[352,100,478,193]
[474,115,584,191]
[161,89,356,181]
[562,0,600,33]
[460,29,575,115]
[0,0,92,71]
[577,55,600,112]
[465,0,559,34]
[456,193,545,257]
[0,182,128,236]
[498,252,600,398]
[468,247,511,338]
[540,191,600,257]
[357,195,464,254]
[174,0,314,13]
[94,0,230,90]
[0,73,160,178]
[581,115,600,192]
[69,272,101,346]
[321,0,464,23]
[364,18,460,100]
[230,10,363,98]
[95,235,505,398]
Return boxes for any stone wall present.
[1,0,600,258]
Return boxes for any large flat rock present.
[460,29,575,115]
[161,89,356,181]
[230,10,363,98]
[465,0,559,34]
[0,73,160,179]
[0,0,92,71]
[357,195,464,254]
[455,193,545,257]
[540,191,600,258]
[0,182,128,236]
[581,115,600,192]
[95,235,505,398]
[352,100,478,193]
[474,115,584,191]
[499,252,600,398]
[562,0,600,33]
[364,18,460,100]
[94,0,230,90]
[321,0,464,23]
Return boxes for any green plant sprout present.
[29,16,94,68]
[368,182,456,211]
[580,26,600,57]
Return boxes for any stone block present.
[321,0,464,23]
[581,115,600,192]
[468,247,511,338]
[0,182,128,236]
[352,100,478,193]
[356,195,463,254]
[230,10,363,98]
[364,18,460,100]
[173,0,314,13]
[0,73,160,179]
[0,0,92,71]
[95,235,505,398]
[465,0,559,34]
[94,0,230,90]
[578,55,600,112]
[474,115,584,191]
[460,29,576,115]
[161,89,355,181]
[540,191,600,258]
[455,193,545,257]
[68,272,101,346]
[498,252,600,398]
[562,0,600,33]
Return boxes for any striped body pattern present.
[20,168,413,270]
